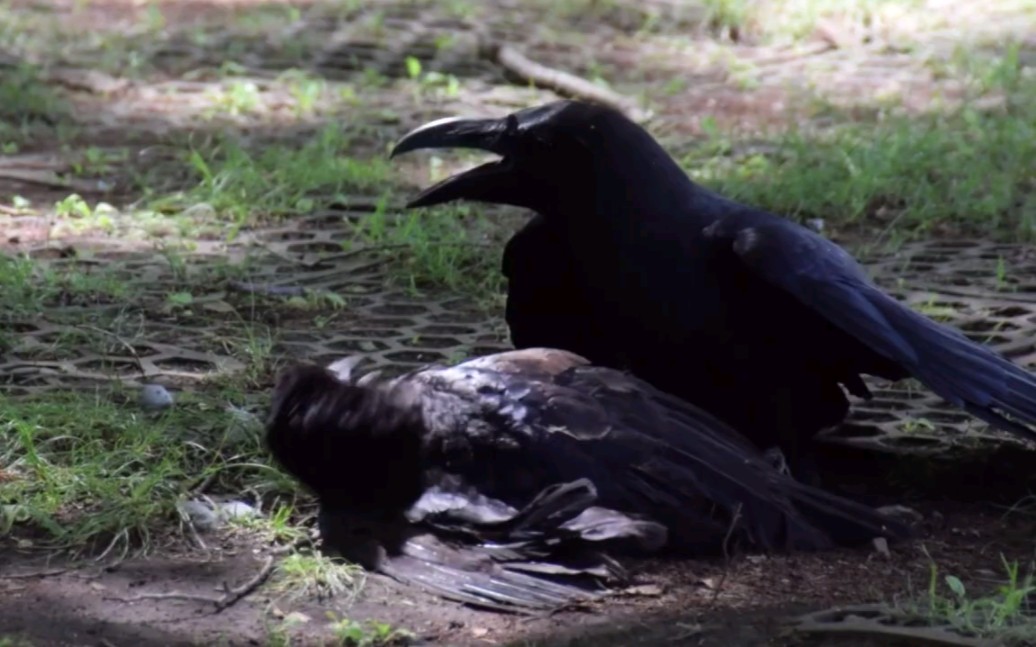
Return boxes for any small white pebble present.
[872,536,891,558]
[178,499,218,531]
[139,384,174,411]
[181,202,217,220]
[218,500,258,522]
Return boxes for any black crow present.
[390,101,1036,474]
[266,349,909,609]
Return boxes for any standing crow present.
[390,101,1036,474]
[266,349,908,609]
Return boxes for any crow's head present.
[391,100,676,213]
[266,362,428,519]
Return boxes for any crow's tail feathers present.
[784,480,913,550]
[874,292,1036,444]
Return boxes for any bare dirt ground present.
[2,502,1034,646]
[2,0,1036,645]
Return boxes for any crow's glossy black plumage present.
[391,100,1036,471]
[266,349,908,610]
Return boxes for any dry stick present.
[708,502,743,607]
[0,568,69,579]
[111,555,275,613]
[0,168,104,193]
[212,555,277,611]
[479,40,653,124]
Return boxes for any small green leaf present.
[404,56,422,79]
[167,291,194,306]
[945,575,966,598]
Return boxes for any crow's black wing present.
[474,363,910,554]
[378,479,629,613]
[704,217,1036,443]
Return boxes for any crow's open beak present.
[390,116,520,209]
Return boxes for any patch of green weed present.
[894,555,1036,645]
[0,63,69,144]
[685,75,1036,241]
[328,616,414,647]
[272,551,366,602]
[0,254,129,315]
[350,197,506,302]
[148,125,396,225]
[0,389,271,557]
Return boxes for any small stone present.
[178,499,218,531]
[218,500,258,522]
[139,384,174,411]
[876,504,924,527]
[181,202,217,220]
[622,583,664,597]
[94,202,119,216]
[872,536,891,558]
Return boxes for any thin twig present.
[479,39,653,124]
[708,503,743,607]
[270,535,312,556]
[1,568,69,579]
[213,555,276,611]
[109,555,275,613]
[0,168,104,193]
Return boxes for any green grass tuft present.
[0,389,273,557]
[146,125,398,225]
[0,63,70,146]
[893,555,1036,645]
[0,254,130,315]
[349,197,506,302]
[684,77,1036,242]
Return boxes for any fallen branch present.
[1,568,69,579]
[110,555,275,613]
[479,39,653,124]
[0,168,107,193]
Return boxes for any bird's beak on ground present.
[390,116,518,209]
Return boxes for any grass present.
[0,388,277,557]
[271,551,367,602]
[682,54,1036,243]
[144,124,396,223]
[349,197,507,301]
[0,62,72,147]
[892,555,1036,645]
[327,616,415,647]
[0,254,130,316]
